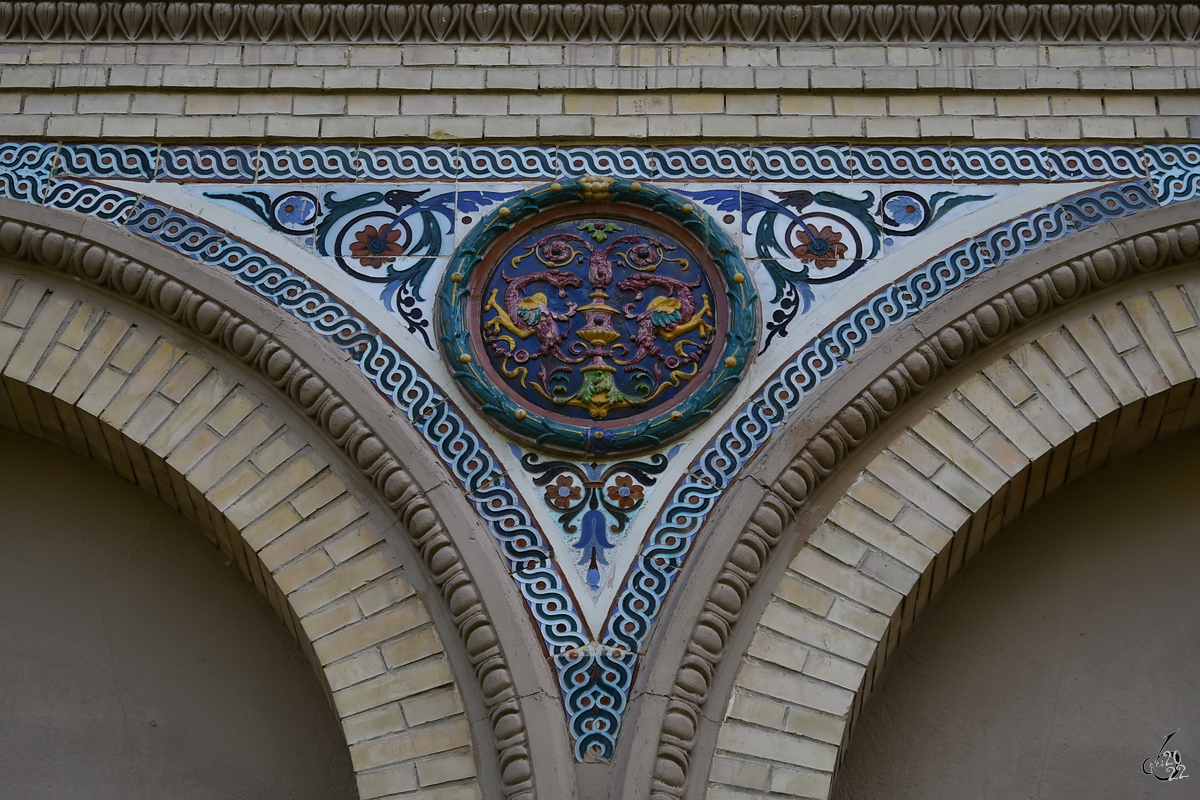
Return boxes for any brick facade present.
[0,43,1197,140]
[715,278,1200,798]
[4,6,1200,798]
[0,268,477,799]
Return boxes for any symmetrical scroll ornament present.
[685,186,992,350]
[0,3,1198,44]
[438,178,757,455]
[0,210,537,800]
[206,185,518,350]
[5,139,1193,781]
[650,213,1200,797]
[520,449,672,590]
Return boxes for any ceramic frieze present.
[5,140,1195,763]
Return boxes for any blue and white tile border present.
[3,141,1198,762]
[0,140,1191,189]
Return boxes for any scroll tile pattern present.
[2,140,1195,762]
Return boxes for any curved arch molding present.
[651,211,1200,798]
[4,140,1200,780]
[0,207,544,800]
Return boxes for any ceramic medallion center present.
[476,211,721,421]
[439,178,758,455]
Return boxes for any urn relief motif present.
[438,177,759,455]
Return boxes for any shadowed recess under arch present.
[0,425,359,799]
[0,261,486,799]
[706,269,1200,797]
[833,427,1200,799]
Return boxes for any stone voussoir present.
[651,215,1200,798]
[0,212,536,800]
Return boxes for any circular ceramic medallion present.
[439,178,757,455]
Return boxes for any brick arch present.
[0,198,566,799]
[0,266,488,798]
[630,201,1200,800]
[706,274,1200,797]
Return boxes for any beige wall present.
[834,427,1200,798]
[0,42,1194,141]
[0,426,356,799]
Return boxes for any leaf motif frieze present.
[0,3,1196,44]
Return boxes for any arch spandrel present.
[32,144,1176,775]
[0,201,565,799]
[4,0,1200,790]
[6,143,1200,799]
[617,199,1197,799]
[676,212,1200,797]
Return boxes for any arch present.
[828,426,1200,798]
[0,263,482,798]
[634,200,1200,798]
[0,198,565,798]
[699,241,1200,794]
[0,424,359,796]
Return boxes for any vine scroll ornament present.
[684,186,992,350]
[519,448,673,591]
[206,185,517,349]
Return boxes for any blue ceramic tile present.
[1144,145,1200,204]
[316,183,458,258]
[559,146,658,179]
[158,145,259,181]
[651,146,753,180]
[57,143,159,180]
[750,144,856,181]
[945,145,1053,182]
[852,145,956,181]
[255,145,360,182]
[196,184,322,250]
[1059,179,1158,233]
[1043,145,1147,181]
[356,145,460,180]
[43,178,141,224]
[0,142,56,202]
[458,145,557,179]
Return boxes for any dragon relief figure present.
[482,268,583,361]
[479,220,723,421]
[616,272,715,367]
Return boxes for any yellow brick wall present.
[0,272,478,799]
[0,43,1195,140]
[712,278,1200,799]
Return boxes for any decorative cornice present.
[0,3,1195,45]
[650,216,1200,797]
[0,215,535,800]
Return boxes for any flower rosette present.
[626,242,661,269]
[791,224,849,270]
[350,223,405,268]
[878,190,932,235]
[538,237,576,265]
[605,475,644,509]
[545,474,582,509]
